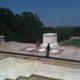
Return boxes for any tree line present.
[0,7,77,43]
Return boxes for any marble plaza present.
[0,57,80,80]
[0,41,80,80]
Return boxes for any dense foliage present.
[0,7,43,43]
[0,7,74,43]
[73,27,80,37]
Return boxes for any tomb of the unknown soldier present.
[41,33,58,48]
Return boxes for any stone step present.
[0,57,43,80]
[0,76,6,80]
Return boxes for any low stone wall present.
[0,36,5,44]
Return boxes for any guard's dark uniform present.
[45,43,50,57]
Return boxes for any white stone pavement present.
[0,41,80,60]
[0,57,80,80]
[0,57,43,80]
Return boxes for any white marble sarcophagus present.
[41,33,58,48]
